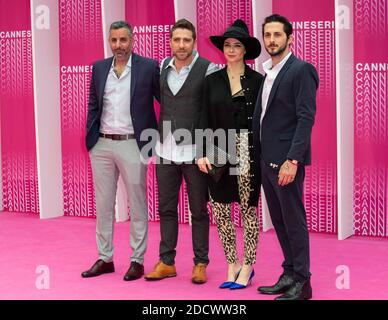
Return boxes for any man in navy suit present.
[82,21,160,281]
[253,14,319,300]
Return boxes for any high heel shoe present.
[219,269,241,289]
[229,269,255,290]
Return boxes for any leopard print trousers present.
[211,132,259,265]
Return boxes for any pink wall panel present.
[196,0,261,229]
[126,0,174,63]
[125,0,175,222]
[0,1,39,213]
[353,0,388,237]
[59,0,104,217]
[0,0,386,239]
[196,0,253,65]
[273,0,337,233]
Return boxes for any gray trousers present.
[89,137,148,264]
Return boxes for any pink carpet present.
[0,212,387,300]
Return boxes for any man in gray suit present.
[82,21,160,281]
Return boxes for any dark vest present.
[159,56,210,145]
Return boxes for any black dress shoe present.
[275,279,312,300]
[257,274,294,295]
[124,261,144,281]
[81,259,115,278]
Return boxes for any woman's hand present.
[197,157,212,173]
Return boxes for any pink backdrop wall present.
[125,0,176,222]
[59,0,104,217]
[0,1,39,213]
[273,0,338,234]
[196,0,261,228]
[0,0,387,238]
[353,0,388,237]
[196,0,253,64]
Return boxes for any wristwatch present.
[287,159,298,166]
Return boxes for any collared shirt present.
[155,51,218,162]
[260,51,292,126]
[100,55,133,135]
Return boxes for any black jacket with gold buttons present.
[200,65,263,206]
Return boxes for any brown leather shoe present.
[123,261,144,281]
[81,259,115,278]
[191,263,207,284]
[144,261,177,280]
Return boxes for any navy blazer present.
[253,54,319,166]
[85,53,160,153]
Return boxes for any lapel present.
[160,59,170,99]
[265,53,296,112]
[98,57,113,109]
[257,74,266,109]
[218,68,235,113]
[130,53,138,101]
[162,62,175,97]
[220,66,232,95]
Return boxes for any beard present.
[173,50,193,61]
[114,50,130,61]
[265,42,288,57]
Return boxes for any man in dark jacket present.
[253,14,319,300]
[82,21,159,281]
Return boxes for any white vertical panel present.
[30,0,63,219]
[101,0,128,222]
[335,0,354,240]
[253,0,273,231]
[174,0,196,25]
[252,0,272,74]
[102,0,125,57]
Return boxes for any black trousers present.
[261,160,311,281]
[156,160,209,265]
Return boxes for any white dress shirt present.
[260,51,292,126]
[155,51,218,162]
[100,55,133,134]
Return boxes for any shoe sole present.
[258,286,292,295]
[81,269,115,278]
[192,279,207,284]
[258,290,286,295]
[275,295,313,300]
[274,290,313,300]
[144,274,177,281]
[123,275,144,281]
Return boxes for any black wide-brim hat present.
[210,19,261,60]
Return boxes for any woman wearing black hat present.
[197,19,263,290]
